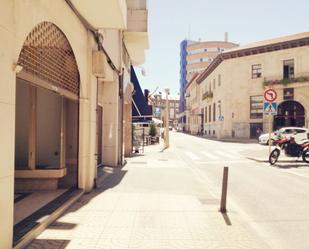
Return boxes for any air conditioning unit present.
[92,50,115,81]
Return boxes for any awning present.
[152,118,163,124]
[131,66,152,123]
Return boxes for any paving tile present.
[100,227,132,240]
[131,227,165,241]
[134,212,161,229]
[194,240,230,249]
[64,238,99,249]
[228,240,264,249]
[167,240,196,249]
[129,239,169,249]
[70,225,105,239]
[166,227,193,240]
[106,212,136,228]
[95,238,130,249]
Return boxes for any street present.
[172,131,309,249]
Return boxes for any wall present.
[15,80,29,169]
[101,79,120,167]
[0,1,15,247]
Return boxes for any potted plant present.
[149,123,157,144]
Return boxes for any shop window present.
[252,64,262,79]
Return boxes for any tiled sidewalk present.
[27,145,268,249]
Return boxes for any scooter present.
[269,136,309,165]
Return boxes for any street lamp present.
[164,88,170,148]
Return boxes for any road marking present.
[184,151,200,160]
[201,151,219,160]
[195,160,251,164]
[215,151,238,159]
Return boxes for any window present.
[213,103,216,122]
[250,95,263,119]
[252,64,262,78]
[200,58,203,62]
[283,59,294,79]
[213,79,216,89]
[218,74,221,86]
[209,105,211,122]
[205,107,207,123]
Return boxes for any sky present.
[135,0,309,95]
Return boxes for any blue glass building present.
[179,40,188,127]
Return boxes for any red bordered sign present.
[264,89,277,102]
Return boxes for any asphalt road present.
[171,131,309,249]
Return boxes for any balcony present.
[127,0,148,32]
[263,72,309,86]
[123,0,149,65]
[202,91,213,100]
[70,0,127,29]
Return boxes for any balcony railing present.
[202,91,213,100]
[263,72,309,86]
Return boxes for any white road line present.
[195,160,251,164]
[184,151,200,160]
[201,151,219,160]
[215,151,239,159]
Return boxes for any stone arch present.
[17,21,80,96]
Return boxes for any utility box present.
[92,50,115,81]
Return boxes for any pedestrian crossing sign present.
[263,101,277,115]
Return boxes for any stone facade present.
[190,32,309,139]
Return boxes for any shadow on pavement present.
[221,212,232,226]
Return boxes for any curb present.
[14,190,84,249]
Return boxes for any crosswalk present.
[184,150,248,163]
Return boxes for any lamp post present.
[164,88,170,148]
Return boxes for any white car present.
[259,127,309,145]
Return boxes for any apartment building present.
[187,32,309,139]
[179,36,238,130]
[0,1,148,248]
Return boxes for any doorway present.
[274,100,305,130]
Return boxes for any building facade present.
[179,36,238,131]
[151,93,180,128]
[191,32,309,139]
[0,1,148,248]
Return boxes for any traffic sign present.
[264,89,277,102]
[263,101,277,115]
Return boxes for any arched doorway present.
[274,100,305,130]
[14,22,80,243]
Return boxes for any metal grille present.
[18,22,80,96]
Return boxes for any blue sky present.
[135,0,309,95]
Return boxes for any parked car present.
[259,127,309,145]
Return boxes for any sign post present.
[263,89,278,155]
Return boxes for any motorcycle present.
[269,136,309,165]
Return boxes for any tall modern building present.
[178,35,238,129]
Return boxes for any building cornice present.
[196,34,309,84]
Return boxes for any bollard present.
[220,167,229,213]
